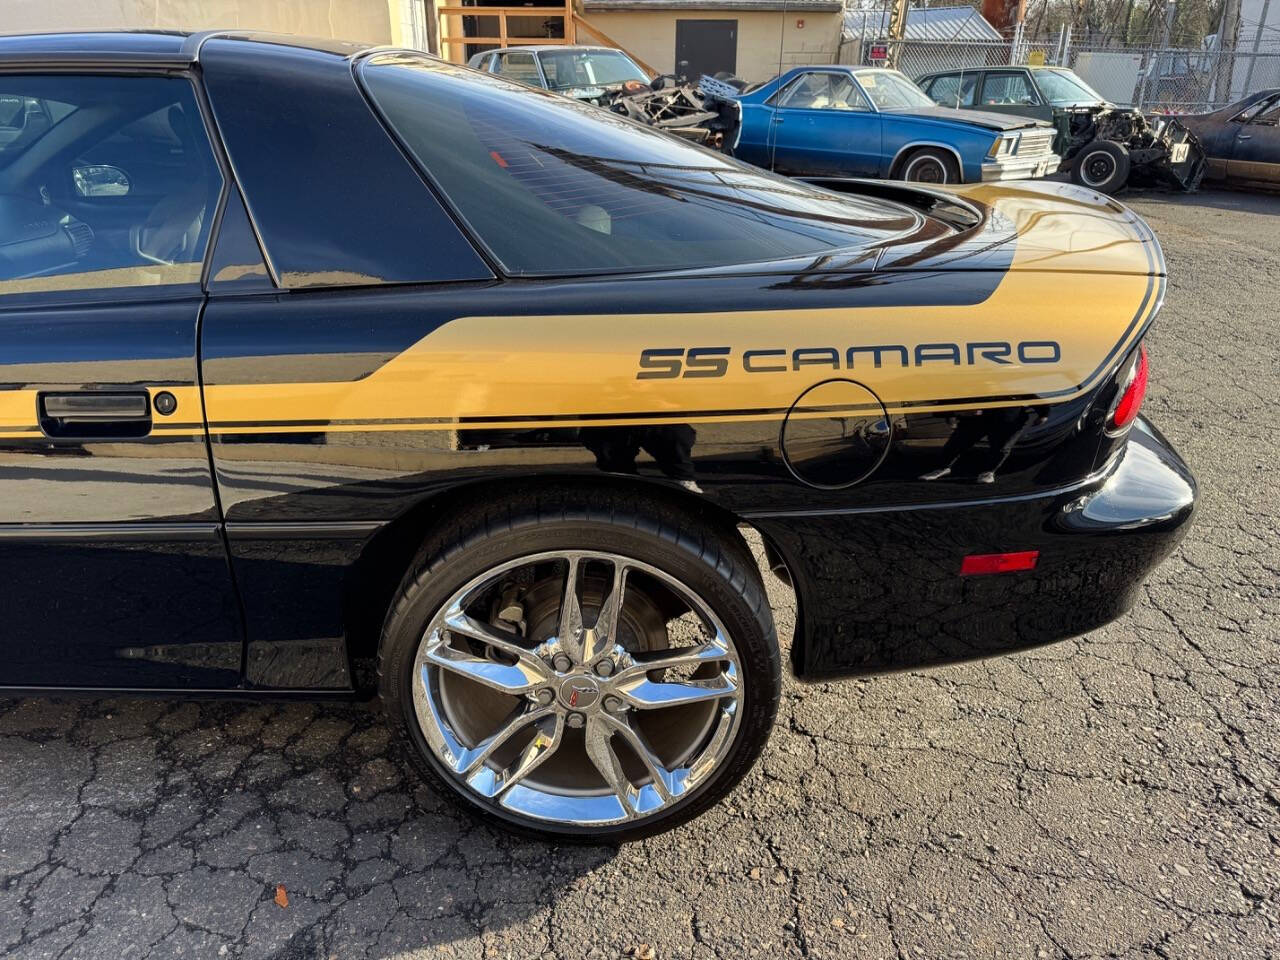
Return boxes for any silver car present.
[467,44,650,102]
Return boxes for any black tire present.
[898,147,961,184]
[1070,139,1130,194]
[378,487,781,843]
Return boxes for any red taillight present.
[960,551,1039,576]
[1108,345,1149,434]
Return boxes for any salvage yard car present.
[471,44,742,148]
[468,44,651,102]
[1178,89,1280,188]
[0,31,1195,842]
[917,64,1206,193]
[732,65,1059,183]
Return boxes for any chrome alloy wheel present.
[410,550,744,827]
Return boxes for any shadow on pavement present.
[1133,184,1280,215]
[0,696,615,959]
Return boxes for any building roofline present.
[583,0,843,11]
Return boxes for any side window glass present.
[494,53,541,87]
[0,75,222,298]
[778,73,866,111]
[1250,97,1280,125]
[981,72,1037,106]
[928,73,977,107]
[924,75,954,101]
[1233,96,1272,122]
[207,185,273,292]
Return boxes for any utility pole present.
[885,0,910,69]
[1139,1,1176,109]
[1216,0,1243,104]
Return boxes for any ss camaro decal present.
[637,341,1063,379]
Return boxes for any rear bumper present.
[981,151,1061,181]
[753,418,1196,679]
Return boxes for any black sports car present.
[0,31,1195,841]
[1179,89,1280,189]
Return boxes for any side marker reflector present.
[960,551,1039,576]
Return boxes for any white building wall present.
[0,0,411,46]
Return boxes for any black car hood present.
[888,105,1048,131]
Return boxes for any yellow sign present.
[1028,51,1046,66]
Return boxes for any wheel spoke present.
[424,639,546,696]
[600,713,674,802]
[483,712,565,799]
[583,560,629,665]
[611,640,727,684]
[584,716,637,817]
[451,704,554,776]
[444,609,548,675]
[557,555,584,662]
[617,674,737,710]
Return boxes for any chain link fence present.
[847,36,1280,114]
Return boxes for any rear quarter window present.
[200,40,492,289]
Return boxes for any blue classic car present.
[731,66,1060,184]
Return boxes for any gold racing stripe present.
[200,185,1161,434]
[200,269,1158,435]
[0,185,1161,439]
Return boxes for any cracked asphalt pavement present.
[1,189,1277,959]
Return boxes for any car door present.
[0,72,243,689]
[976,70,1052,123]
[1227,93,1280,184]
[768,71,882,177]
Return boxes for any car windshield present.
[361,54,918,277]
[539,49,649,90]
[1034,69,1106,105]
[854,70,936,110]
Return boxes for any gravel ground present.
[0,188,1277,960]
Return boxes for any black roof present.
[0,30,376,67]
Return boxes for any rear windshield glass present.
[360,54,916,277]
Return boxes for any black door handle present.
[39,391,152,438]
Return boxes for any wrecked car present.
[469,44,741,149]
[1178,88,1280,189]
[604,73,742,149]
[917,65,1206,192]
